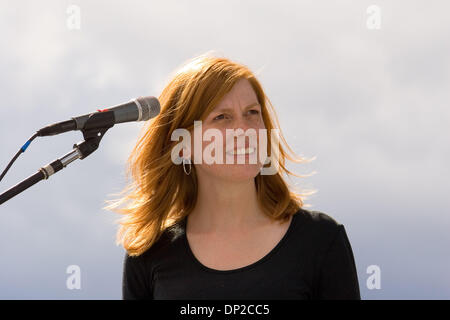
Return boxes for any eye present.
[213,114,225,121]
[249,110,260,115]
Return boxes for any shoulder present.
[292,207,345,250]
[125,217,186,263]
[294,207,342,231]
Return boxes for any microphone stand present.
[0,110,115,206]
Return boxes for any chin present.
[213,164,262,182]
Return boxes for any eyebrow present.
[214,102,260,113]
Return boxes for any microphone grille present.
[135,96,161,121]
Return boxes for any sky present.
[0,0,449,299]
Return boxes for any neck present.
[188,177,269,234]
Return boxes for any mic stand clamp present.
[1,111,115,204]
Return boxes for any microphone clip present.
[74,110,115,160]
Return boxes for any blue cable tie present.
[21,140,31,152]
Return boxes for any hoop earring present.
[182,157,192,175]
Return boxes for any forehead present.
[214,78,259,110]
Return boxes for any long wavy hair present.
[103,51,317,257]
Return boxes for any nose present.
[231,114,253,133]
[228,117,257,149]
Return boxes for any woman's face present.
[188,78,267,183]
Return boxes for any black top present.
[122,208,361,300]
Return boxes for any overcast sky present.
[0,0,449,299]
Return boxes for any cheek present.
[198,129,228,161]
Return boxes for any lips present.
[226,146,257,155]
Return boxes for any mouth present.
[226,147,256,156]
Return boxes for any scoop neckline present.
[182,212,298,274]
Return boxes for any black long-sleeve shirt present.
[122,208,361,300]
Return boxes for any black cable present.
[0,132,39,183]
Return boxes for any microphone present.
[36,96,161,137]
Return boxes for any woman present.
[104,52,361,300]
